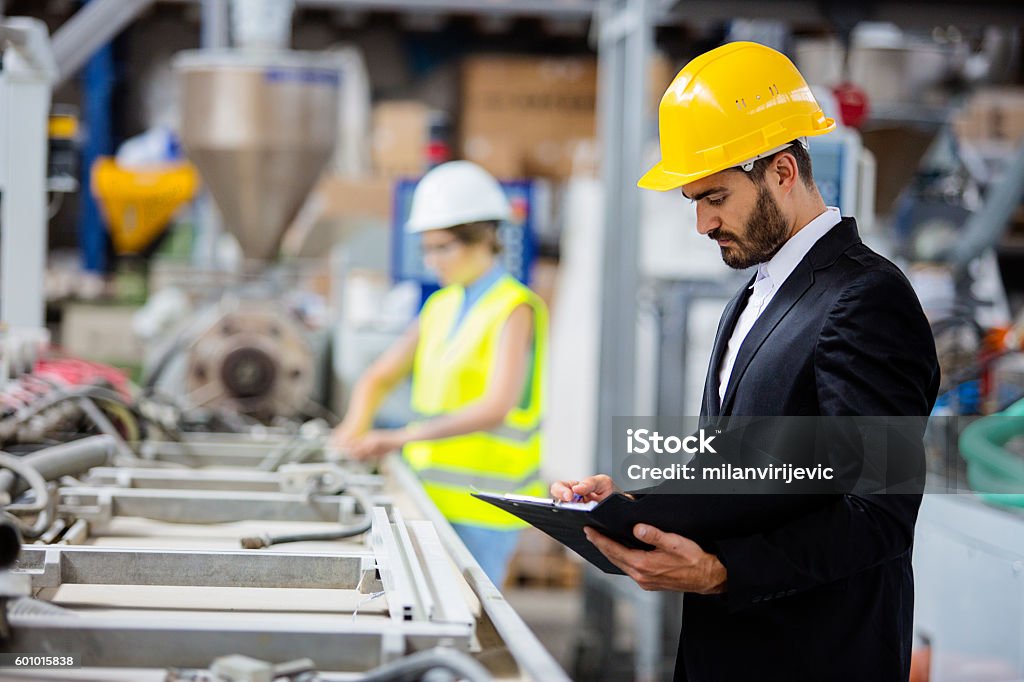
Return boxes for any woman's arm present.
[348,304,535,459]
[331,321,419,448]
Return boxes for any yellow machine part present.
[48,114,79,139]
[91,157,200,255]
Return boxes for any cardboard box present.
[61,303,144,365]
[281,174,394,258]
[460,53,675,181]
[371,101,430,176]
[954,87,1024,145]
[862,126,939,216]
[460,55,598,180]
[462,135,524,178]
[314,174,394,223]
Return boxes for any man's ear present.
[770,152,799,194]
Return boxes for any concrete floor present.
[504,586,583,676]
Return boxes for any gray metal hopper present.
[174,50,339,263]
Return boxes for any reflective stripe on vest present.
[416,466,542,493]
[406,274,547,529]
[411,412,542,444]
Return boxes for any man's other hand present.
[585,524,728,595]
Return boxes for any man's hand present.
[347,429,408,461]
[585,524,727,595]
[550,475,620,503]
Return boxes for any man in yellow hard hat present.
[552,42,939,681]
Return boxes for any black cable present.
[241,487,373,549]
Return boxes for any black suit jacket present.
[654,218,939,681]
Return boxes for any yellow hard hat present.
[638,42,835,191]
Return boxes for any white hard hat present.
[405,160,512,234]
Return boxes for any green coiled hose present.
[959,398,1024,508]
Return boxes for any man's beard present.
[710,185,790,270]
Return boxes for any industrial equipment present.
[141,8,342,423]
[91,157,200,256]
[0,422,567,680]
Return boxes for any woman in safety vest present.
[332,160,547,587]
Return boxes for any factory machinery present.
[138,43,339,423]
[0,393,567,681]
[0,2,569,679]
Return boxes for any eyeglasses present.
[421,239,462,257]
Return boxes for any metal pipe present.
[58,519,89,545]
[76,397,138,464]
[9,384,131,425]
[7,598,76,618]
[162,0,597,19]
[52,0,156,87]
[200,0,229,49]
[950,143,1024,272]
[36,517,67,545]
[0,450,50,511]
[0,435,115,498]
[357,647,491,682]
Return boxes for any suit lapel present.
[719,264,814,415]
[702,278,753,418]
[717,217,862,415]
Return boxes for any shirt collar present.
[753,207,841,290]
[463,263,506,302]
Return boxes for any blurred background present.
[0,1,1023,681]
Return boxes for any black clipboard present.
[471,492,653,574]
[474,488,837,575]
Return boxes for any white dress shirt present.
[717,207,842,406]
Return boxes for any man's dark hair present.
[449,221,502,254]
[742,139,816,190]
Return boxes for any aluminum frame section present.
[14,545,367,590]
[164,0,599,19]
[0,18,56,332]
[139,437,336,468]
[83,466,383,493]
[588,2,660,680]
[57,486,377,525]
[369,507,474,631]
[657,0,1024,27]
[371,507,423,623]
[393,508,436,622]
[3,515,477,670]
[388,455,571,682]
[407,520,474,629]
[594,0,648,477]
[52,0,156,87]
[0,614,470,670]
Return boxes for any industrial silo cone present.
[174,50,340,264]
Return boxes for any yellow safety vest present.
[405,274,547,529]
